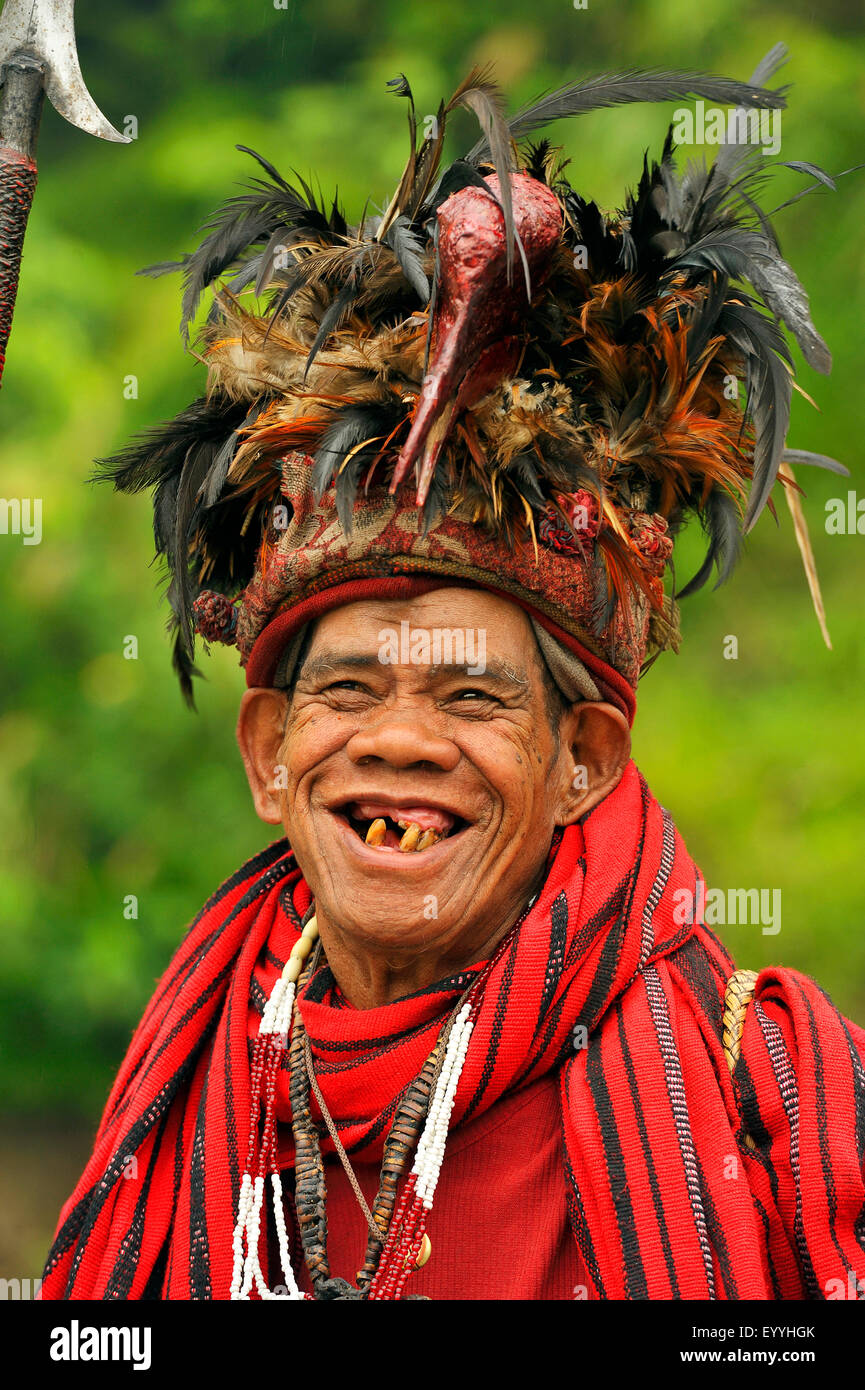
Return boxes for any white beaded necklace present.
[230,913,319,1300]
[230,913,476,1300]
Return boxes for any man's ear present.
[236,687,290,825]
[554,701,632,824]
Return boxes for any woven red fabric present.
[229,451,653,689]
[291,1070,579,1299]
[42,761,865,1300]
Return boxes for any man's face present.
[267,588,581,969]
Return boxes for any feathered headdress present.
[99,44,853,705]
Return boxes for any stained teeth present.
[365,818,386,846]
[362,815,449,852]
[398,823,421,852]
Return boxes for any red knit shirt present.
[289,1069,580,1300]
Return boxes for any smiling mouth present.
[336,801,468,854]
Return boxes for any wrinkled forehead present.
[289,588,535,686]
[304,587,533,651]
[273,587,602,708]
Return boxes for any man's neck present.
[314,902,533,1010]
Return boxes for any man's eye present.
[322,680,370,696]
[451,689,498,703]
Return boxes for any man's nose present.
[345,710,460,771]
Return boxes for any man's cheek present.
[277,727,317,785]
[273,746,304,822]
[284,717,351,768]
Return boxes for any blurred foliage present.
[1,0,864,1127]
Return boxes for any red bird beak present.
[389,172,562,507]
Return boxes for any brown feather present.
[778,464,832,648]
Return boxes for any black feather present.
[616,227,638,272]
[668,223,770,278]
[507,452,546,510]
[768,162,865,217]
[303,277,361,380]
[261,256,324,331]
[178,203,289,338]
[745,248,831,373]
[668,224,831,373]
[137,256,190,278]
[775,160,836,190]
[225,251,267,295]
[253,226,302,297]
[386,73,413,100]
[202,430,241,508]
[171,626,202,710]
[328,191,348,239]
[590,544,619,635]
[781,448,849,476]
[716,298,793,530]
[523,138,554,182]
[711,43,789,187]
[562,193,615,275]
[625,144,676,265]
[234,144,297,193]
[467,68,787,164]
[153,469,182,556]
[676,487,742,598]
[161,148,340,339]
[383,216,430,303]
[202,400,273,508]
[422,220,441,378]
[451,67,517,283]
[420,463,452,536]
[334,453,372,535]
[403,99,447,224]
[684,270,729,371]
[94,394,247,494]
[172,459,209,652]
[95,392,253,697]
[312,404,404,507]
[727,183,781,252]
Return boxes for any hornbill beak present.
[389,172,562,508]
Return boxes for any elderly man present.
[43,55,865,1301]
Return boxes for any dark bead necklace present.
[288,936,474,1300]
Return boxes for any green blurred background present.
[1,0,863,1279]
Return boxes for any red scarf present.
[42,761,865,1299]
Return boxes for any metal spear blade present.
[0,0,130,142]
